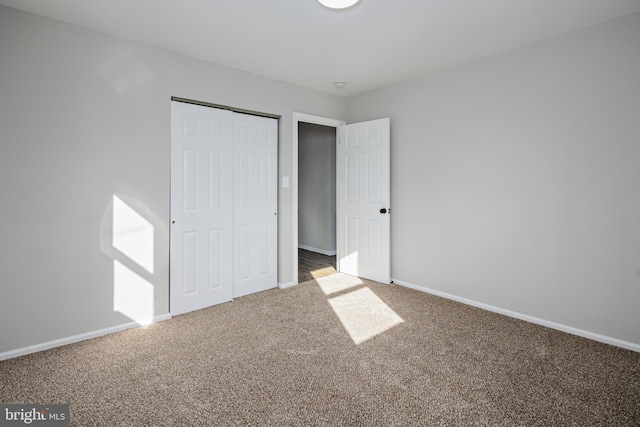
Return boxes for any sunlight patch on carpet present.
[328,287,404,345]
[310,265,337,280]
[315,273,363,296]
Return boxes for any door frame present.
[292,113,345,286]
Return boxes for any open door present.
[336,118,390,284]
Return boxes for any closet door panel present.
[233,113,278,298]
[170,102,234,315]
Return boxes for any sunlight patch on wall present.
[328,287,403,345]
[112,195,154,273]
[113,260,154,325]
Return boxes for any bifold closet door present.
[170,102,277,315]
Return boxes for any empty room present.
[1,1,639,425]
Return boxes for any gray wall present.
[346,13,640,346]
[298,123,336,254]
[0,6,345,354]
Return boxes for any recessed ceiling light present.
[318,0,361,10]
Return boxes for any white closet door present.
[233,113,278,298]
[170,101,234,315]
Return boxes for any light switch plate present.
[282,176,289,188]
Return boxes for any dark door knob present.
[380,208,387,214]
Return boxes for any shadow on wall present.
[97,46,155,95]
[100,194,165,325]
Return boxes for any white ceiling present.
[2,0,640,97]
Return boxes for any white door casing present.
[233,113,278,298]
[170,101,234,315]
[337,118,391,284]
[292,113,345,286]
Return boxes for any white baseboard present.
[0,314,172,361]
[278,281,297,289]
[392,278,640,353]
[298,245,336,256]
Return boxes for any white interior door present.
[337,118,391,284]
[170,101,234,315]
[233,113,278,298]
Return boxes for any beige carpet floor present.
[1,273,639,426]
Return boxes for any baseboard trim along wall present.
[278,281,297,289]
[5,279,637,359]
[298,245,337,256]
[392,279,640,353]
[0,314,172,361]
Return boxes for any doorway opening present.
[292,113,391,287]
[298,122,337,283]
[292,113,345,286]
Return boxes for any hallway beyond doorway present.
[298,248,336,283]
